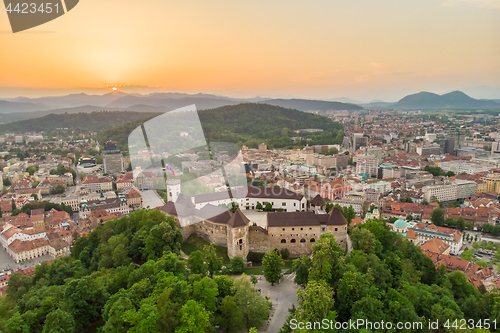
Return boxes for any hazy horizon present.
[1,86,500,104]
[1,0,499,102]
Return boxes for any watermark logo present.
[4,0,78,33]
[128,105,248,224]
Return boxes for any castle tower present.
[166,179,181,202]
[226,209,250,260]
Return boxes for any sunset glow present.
[0,0,499,100]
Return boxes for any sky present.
[0,0,499,102]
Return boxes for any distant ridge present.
[259,99,363,111]
[395,90,500,109]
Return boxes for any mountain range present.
[394,91,500,109]
[0,90,498,124]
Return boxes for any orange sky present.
[0,0,499,101]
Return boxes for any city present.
[1,0,499,332]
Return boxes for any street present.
[254,273,299,333]
[141,190,164,209]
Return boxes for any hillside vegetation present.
[98,103,344,153]
[0,111,161,134]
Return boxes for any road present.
[255,273,299,333]
[141,190,164,209]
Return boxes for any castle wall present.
[181,219,228,247]
[267,225,322,257]
[227,225,249,259]
[248,226,269,253]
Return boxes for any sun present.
[112,87,118,91]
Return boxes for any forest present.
[283,219,500,332]
[0,209,270,333]
[98,103,345,155]
[2,209,497,332]
[0,111,160,135]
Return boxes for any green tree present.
[192,277,219,312]
[349,227,376,254]
[230,256,246,274]
[143,215,183,260]
[327,147,339,155]
[292,256,312,286]
[11,199,16,212]
[26,166,37,175]
[52,184,66,195]
[295,280,335,326]
[5,312,29,333]
[203,243,222,278]
[216,296,245,333]
[42,309,75,333]
[233,274,270,330]
[456,216,466,231]
[256,202,263,210]
[309,233,344,283]
[341,205,356,225]
[175,300,211,333]
[400,196,413,203]
[280,248,290,260]
[264,202,273,212]
[262,249,285,285]
[229,201,239,213]
[431,208,445,226]
[3,178,11,187]
[250,275,258,288]
[187,250,207,275]
[65,276,108,330]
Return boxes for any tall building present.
[450,129,466,150]
[103,141,124,175]
[440,138,455,155]
[353,154,378,176]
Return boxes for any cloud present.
[444,0,500,8]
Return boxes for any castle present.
[159,185,348,259]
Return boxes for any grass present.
[244,259,294,275]
[181,234,230,264]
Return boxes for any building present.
[103,153,124,175]
[422,183,458,202]
[7,238,50,263]
[77,157,100,174]
[378,163,401,179]
[480,174,500,193]
[438,160,494,175]
[159,202,348,259]
[122,187,143,209]
[81,175,113,193]
[457,147,489,159]
[454,179,478,200]
[189,186,308,213]
[416,145,441,156]
[440,138,456,155]
[450,129,466,150]
[392,221,462,255]
[79,195,130,219]
[353,154,378,176]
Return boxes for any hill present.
[259,99,363,111]
[98,103,344,153]
[395,90,500,109]
[0,111,161,134]
[0,100,49,113]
